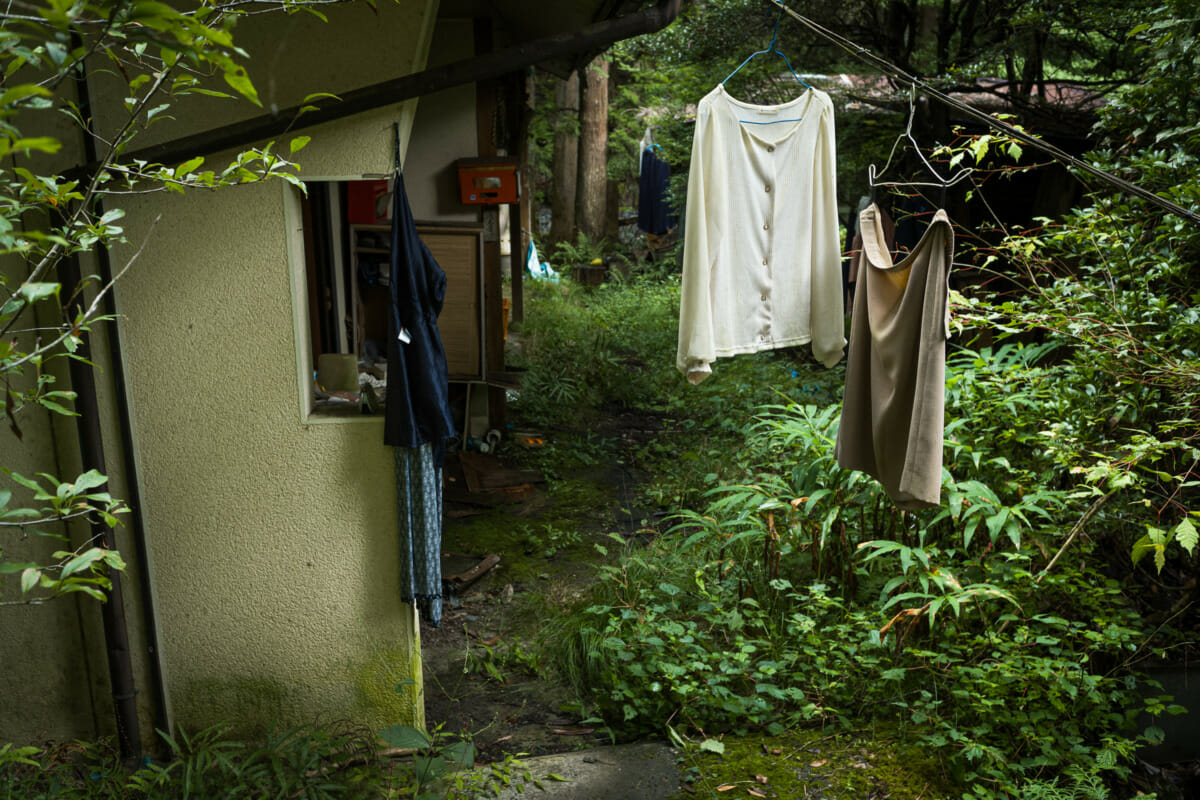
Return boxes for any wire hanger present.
[722,8,813,124]
[868,87,972,204]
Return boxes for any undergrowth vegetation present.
[511,266,1193,798]
[514,6,1200,798]
[516,115,1197,800]
[0,722,528,800]
[547,349,1183,797]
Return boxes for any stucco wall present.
[405,18,480,222]
[98,0,442,737]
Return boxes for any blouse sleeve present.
[676,104,717,384]
[808,100,847,368]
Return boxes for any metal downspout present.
[63,48,171,763]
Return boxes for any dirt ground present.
[420,409,668,763]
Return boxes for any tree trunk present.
[576,56,608,243]
[549,71,579,249]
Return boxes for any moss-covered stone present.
[669,728,954,800]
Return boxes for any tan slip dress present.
[834,203,954,510]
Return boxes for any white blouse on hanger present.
[677,84,845,383]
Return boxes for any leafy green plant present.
[519,521,582,558]
[1,0,310,607]
[0,724,388,800]
[129,723,385,800]
[376,723,476,800]
[548,232,609,267]
[1132,514,1199,573]
[545,342,1182,797]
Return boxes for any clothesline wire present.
[764,0,1200,228]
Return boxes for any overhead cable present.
[766,0,1200,228]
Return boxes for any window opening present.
[296,178,485,419]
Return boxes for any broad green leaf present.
[0,84,51,107]
[20,567,40,594]
[9,137,62,155]
[377,724,430,749]
[176,157,204,176]
[0,508,41,522]
[38,398,76,416]
[0,488,9,509]
[970,136,990,164]
[73,584,108,602]
[289,136,310,154]
[5,471,44,493]
[17,282,59,303]
[69,470,109,493]
[223,66,260,106]
[984,508,1009,543]
[441,740,475,768]
[698,738,725,754]
[1174,517,1198,554]
[61,548,105,578]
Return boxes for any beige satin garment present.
[835,203,954,509]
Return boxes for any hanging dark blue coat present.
[637,147,677,235]
[383,168,456,462]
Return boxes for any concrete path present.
[472,742,683,799]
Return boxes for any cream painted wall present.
[405,18,479,222]
[96,0,443,735]
[113,184,423,735]
[85,1,437,161]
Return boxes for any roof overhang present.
[97,0,681,172]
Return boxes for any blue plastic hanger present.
[722,9,813,124]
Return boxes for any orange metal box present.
[456,158,520,205]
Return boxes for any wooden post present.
[508,201,522,324]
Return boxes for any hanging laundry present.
[638,145,676,236]
[845,200,895,311]
[384,165,457,627]
[835,203,954,510]
[676,85,844,384]
[638,126,653,176]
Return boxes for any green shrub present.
[546,346,1182,798]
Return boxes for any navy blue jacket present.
[383,169,456,461]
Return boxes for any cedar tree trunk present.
[576,56,608,243]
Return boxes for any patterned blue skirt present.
[395,444,442,626]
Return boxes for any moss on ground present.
[669,729,953,800]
